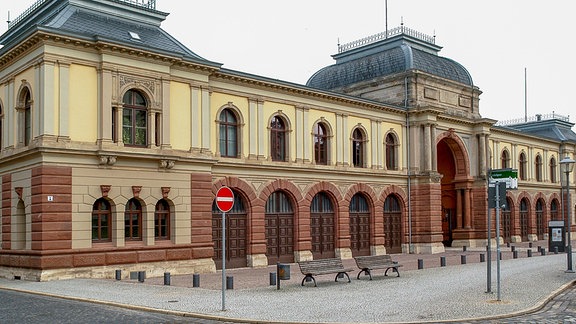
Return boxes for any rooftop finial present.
[6,11,10,26]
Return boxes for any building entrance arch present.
[436,132,472,246]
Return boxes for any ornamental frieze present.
[119,75,156,95]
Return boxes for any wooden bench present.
[354,255,403,280]
[297,258,354,287]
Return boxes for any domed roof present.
[306,27,473,91]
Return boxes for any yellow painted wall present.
[210,93,249,155]
[169,81,191,150]
[69,65,97,142]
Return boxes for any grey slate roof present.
[306,42,473,90]
[0,0,220,68]
[500,118,576,143]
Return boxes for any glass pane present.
[134,92,146,106]
[136,110,147,127]
[227,125,237,156]
[123,126,132,144]
[135,128,146,145]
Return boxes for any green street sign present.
[489,168,518,190]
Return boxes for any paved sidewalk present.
[0,242,575,323]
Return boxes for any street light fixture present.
[560,156,575,273]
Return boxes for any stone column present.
[248,98,258,159]
[190,85,200,151]
[456,189,463,229]
[464,188,472,229]
[257,100,265,160]
[201,87,211,153]
[431,124,437,172]
[58,61,70,140]
[424,124,432,171]
[479,134,486,177]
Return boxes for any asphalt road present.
[0,289,229,324]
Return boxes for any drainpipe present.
[405,75,413,253]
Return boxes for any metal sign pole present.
[495,181,502,301]
[486,171,492,294]
[221,211,226,311]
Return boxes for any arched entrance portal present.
[436,134,472,247]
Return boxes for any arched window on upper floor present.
[352,128,366,168]
[313,122,329,165]
[0,100,3,150]
[122,89,148,147]
[385,133,398,170]
[270,115,288,162]
[535,154,543,182]
[92,198,112,243]
[519,152,527,180]
[501,150,510,169]
[219,108,239,158]
[18,88,32,146]
[550,157,557,183]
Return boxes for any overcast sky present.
[3,1,575,125]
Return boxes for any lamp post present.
[560,156,575,273]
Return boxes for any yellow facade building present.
[0,0,574,280]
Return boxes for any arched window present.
[519,152,527,180]
[0,101,3,150]
[384,194,402,253]
[551,199,559,220]
[349,193,370,256]
[122,90,147,147]
[92,198,111,242]
[270,116,287,161]
[550,157,557,183]
[125,198,142,240]
[310,192,335,259]
[520,198,529,241]
[313,123,328,165]
[265,191,294,263]
[352,128,365,168]
[20,88,32,146]
[501,150,510,169]
[385,133,398,170]
[536,199,545,240]
[219,108,238,158]
[155,199,170,240]
[535,155,543,182]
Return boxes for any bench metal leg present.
[357,268,373,280]
[335,272,351,283]
[301,274,317,287]
[384,267,400,277]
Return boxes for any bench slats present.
[354,255,403,280]
[298,258,353,287]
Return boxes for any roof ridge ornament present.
[337,25,436,54]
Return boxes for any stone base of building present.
[0,258,216,282]
[294,250,313,262]
[335,248,353,259]
[247,254,268,267]
[371,245,387,255]
[404,242,445,254]
[510,235,522,243]
[527,234,539,242]
[451,239,491,248]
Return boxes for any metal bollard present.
[527,249,532,257]
[537,246,542,252]
[554,246,559,254]
[461,255,467,264]
[529,242,533,248]
[511,245,515,252]
[440,256,446,267]
[513,250,518,259]
[270,272,277,286]
[192,273,200,287]
[480,253,485,263]
[164,272,171,286]
[462,246,467,252]
[226,276,234,289]
[499,251,503,260]
[541,248,546,256]
[506,242,510,248]
[138,271,145,283]
[115,269,122,281]
[418,259,424,269]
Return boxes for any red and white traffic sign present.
[215,186,234,212]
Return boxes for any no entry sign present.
[216,186,234,212]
